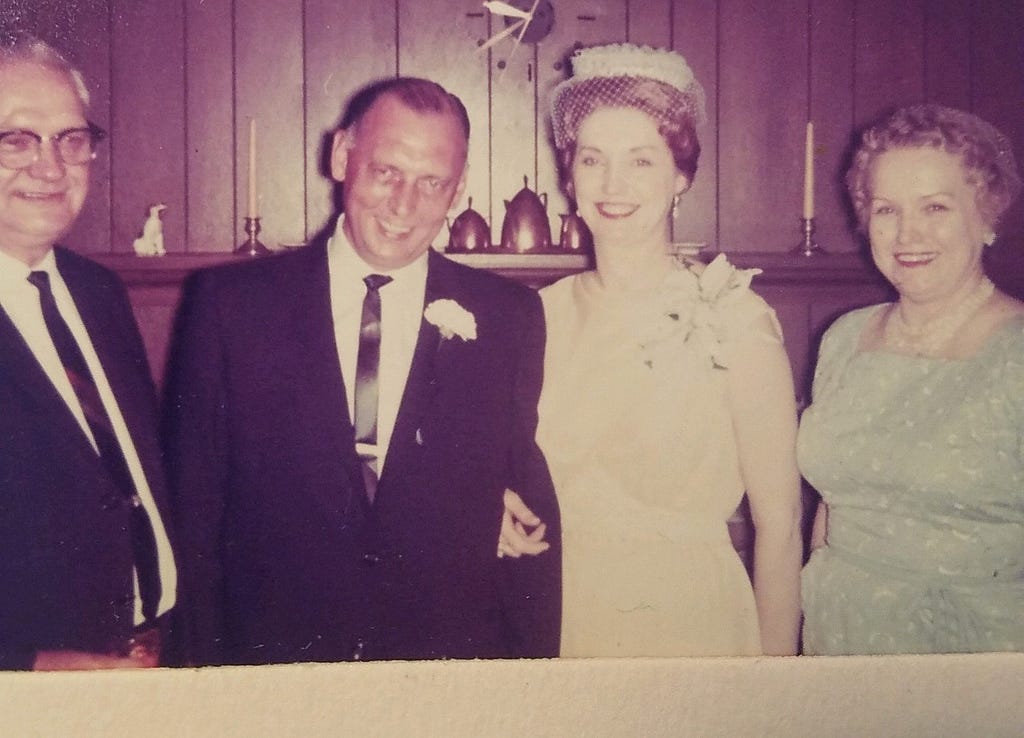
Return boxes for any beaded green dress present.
[798,306,1024,654]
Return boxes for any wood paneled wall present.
[13,0,1024,257]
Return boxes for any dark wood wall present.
[13,0,1024,255]
[7,0,1024,392]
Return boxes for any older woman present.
[503,44,803,657]
[799,104,1024,655]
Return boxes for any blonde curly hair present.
[847,104,1021,232]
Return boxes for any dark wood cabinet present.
[96,249,894,397]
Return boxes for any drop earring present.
[983,231,996,246]
[671,194,681,220]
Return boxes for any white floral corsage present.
[638,254,761,370]
[424,299,477,341]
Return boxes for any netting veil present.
[550,43,706,150]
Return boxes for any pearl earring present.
[983,231,996,246]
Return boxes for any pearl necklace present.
[884,277,995,357]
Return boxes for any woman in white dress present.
[501,44,802,656]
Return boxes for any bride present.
[501,43,802,657]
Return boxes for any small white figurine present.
[132,203,167,256]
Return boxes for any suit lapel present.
[289,237,367,505]
[0,272,105,468]
[60,252,151,449]
[55,250,175,514]
[378,251,453,487]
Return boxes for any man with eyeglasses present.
[0,35,177,670]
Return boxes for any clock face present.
[501,0,555,44]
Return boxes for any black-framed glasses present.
[0,122,106,170]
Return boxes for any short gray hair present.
[0,33,90,110]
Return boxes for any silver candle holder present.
[793,217,824,257]
[236,216,270,256]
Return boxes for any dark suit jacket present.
[0,247,171,669]
[164,237,560,665]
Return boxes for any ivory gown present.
[536,256,777,657]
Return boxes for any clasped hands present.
[497,489,549,558]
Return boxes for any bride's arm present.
[727,313,803,656]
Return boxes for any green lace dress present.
[798,306,1024,654]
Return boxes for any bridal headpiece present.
[550,43,706,150]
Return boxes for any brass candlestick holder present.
[236,216,270,256]
[793,216,824,257]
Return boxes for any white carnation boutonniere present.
[424,299,477,341]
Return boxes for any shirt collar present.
[0,246,57,286]
[327,215,430,290]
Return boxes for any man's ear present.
[449,163,469,209]
[329,129,352,183]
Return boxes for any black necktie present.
[28,271,162,623]
[354,273,392,502]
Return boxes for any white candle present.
[247,118,258,218]
[803,121,814,220]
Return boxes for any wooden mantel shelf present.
[94,249,885,290]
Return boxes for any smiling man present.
[0,36,177,670]
[164,77,560,665]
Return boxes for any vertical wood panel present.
[971,2,1024,243]
[235,0,305,250]
[853,0,925,127]
[185,0,233,252]
[811,0,857,253]
[18,0,1024,263]
[110,1,186,253]
[491,37,540,245]
[305,0,398,242]
[400,1,490,247]
[535,0,628,247]
[627,0,671,49]
[719,0,807,252]
[54,1,113,254]
[672,0,718,250]
[758,289,811,399]
[924,0,971,110]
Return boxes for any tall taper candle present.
[802,121,814,219]
[247,118,258,218]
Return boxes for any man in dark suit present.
[0,36,176,670]
[165,77,560,665]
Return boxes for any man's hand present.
[498,489,549,558]
[33,649,158,671]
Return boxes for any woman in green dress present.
[798,104,1024,654]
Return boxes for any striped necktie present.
[353,273,393,503]
[28,270,162,622]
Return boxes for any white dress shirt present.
[0,248,177,624]
[327,219,428,474]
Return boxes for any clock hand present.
[482,1,532,20]
[476,18,526,54]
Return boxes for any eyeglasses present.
[0,122,106,170]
